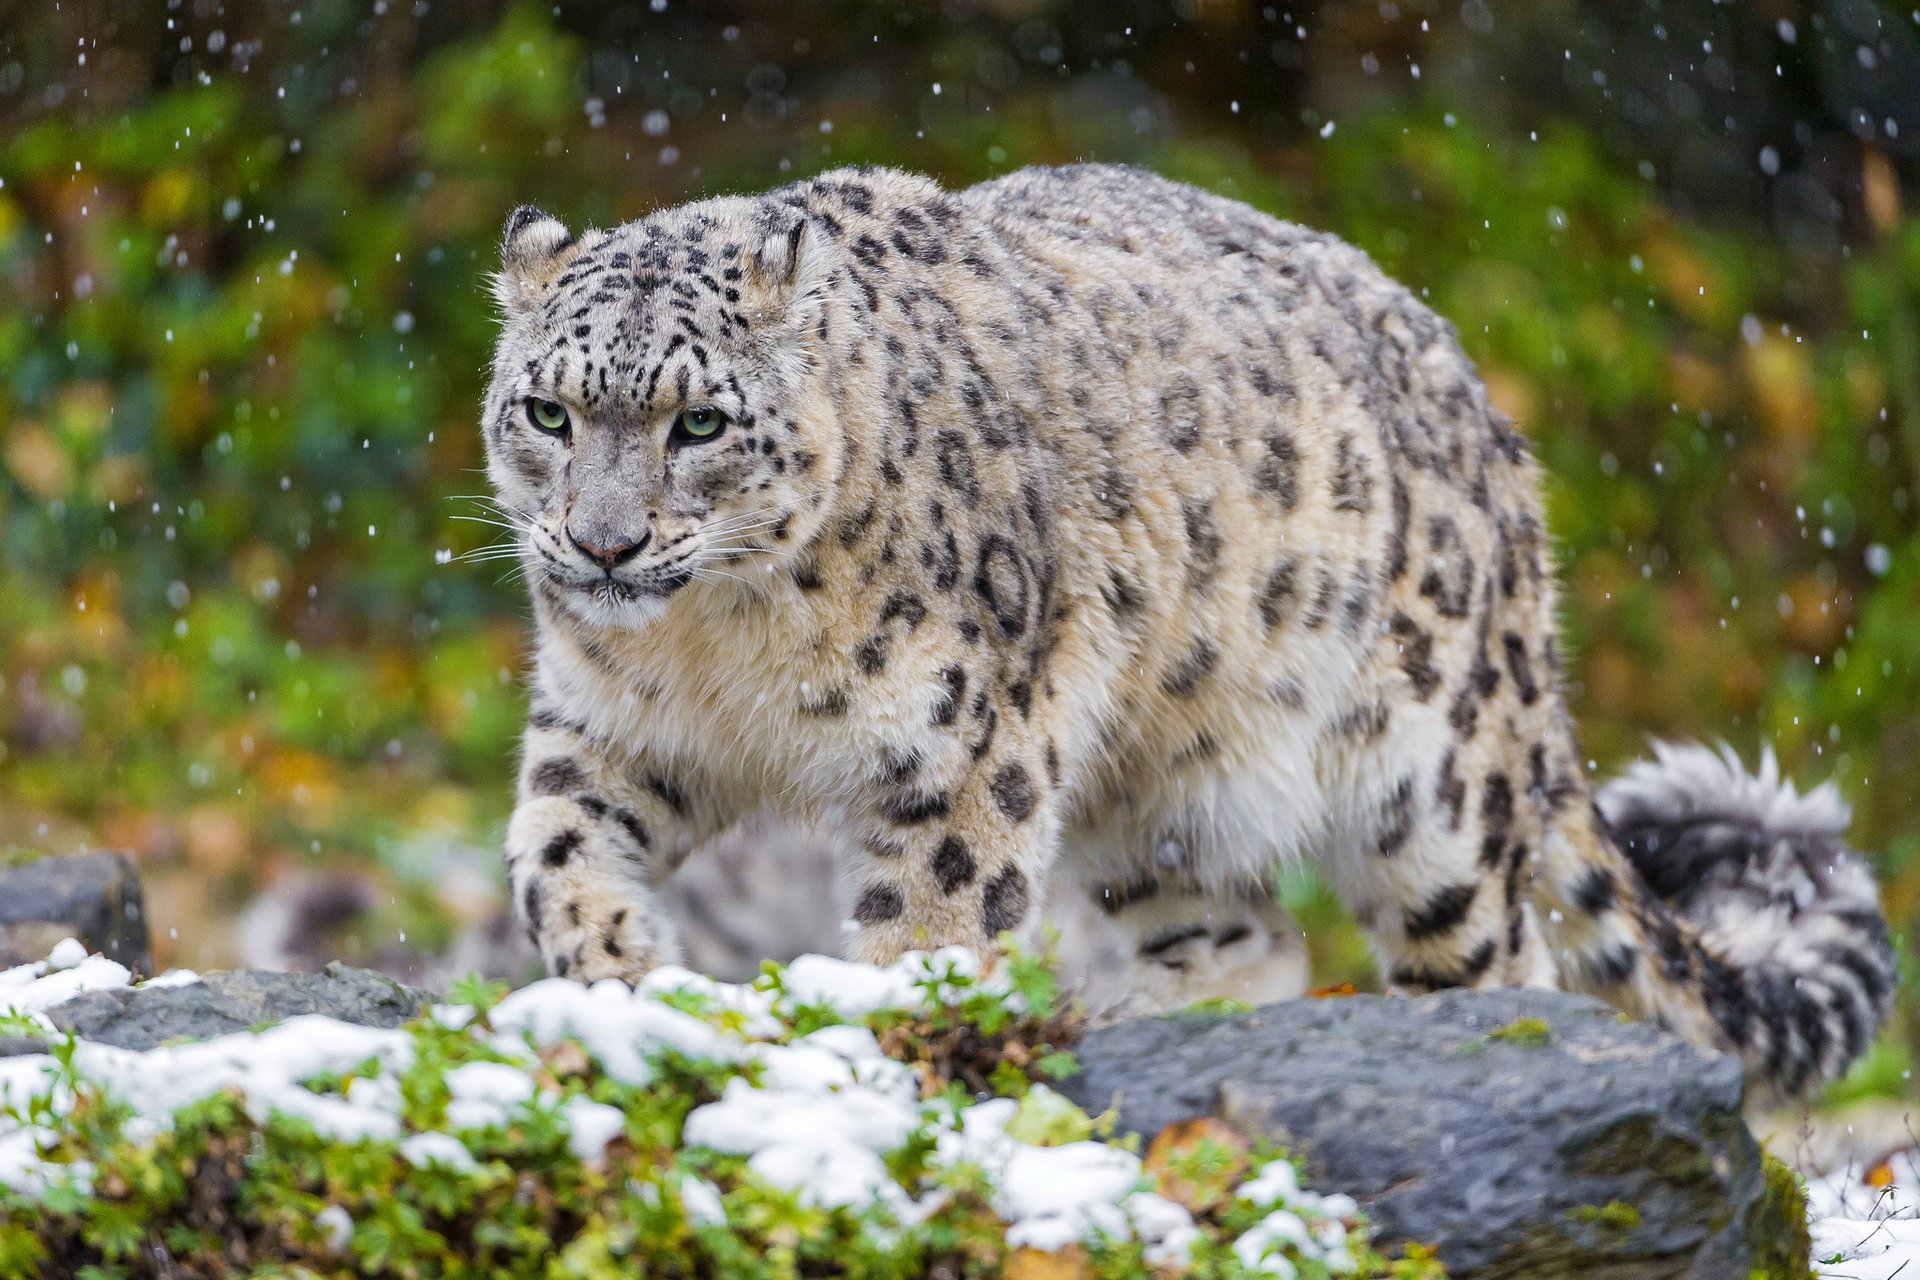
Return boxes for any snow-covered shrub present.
[0,943,1444,1278]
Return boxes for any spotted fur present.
[1597,742,1896,1099]
[482,164,1892,1096]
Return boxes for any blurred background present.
[0,0,1916,1108]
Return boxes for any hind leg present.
[1317,735,1544,995]
[1052,823,1308,1022]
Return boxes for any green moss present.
[1,952,1439,1279]
[1572,1115,1720,1200]
[1180,997,1256,1018]
[0,847,45,870]
[1568,1200,1642,1231]
[1486,1017,1553,1048]
[1745,1152,1812,1280]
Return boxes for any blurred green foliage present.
[0,1,1915,1095]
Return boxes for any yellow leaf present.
[1004,1246,1090,1280]
[4,425,73,501]
[183,805,250,874]
[1145,1116,1249,1211]
[141,169,196,224]
[1645,227,1721,323]
[1668,350,1731,419]
[1863,149,1901,236]
[539,1040,591,1080]
[260,749,344,820]
[1740,335,1817,444]
[1478,364,1539,434]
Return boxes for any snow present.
[0,948,199,1029]
[45,937,89,970]
[1811,1218,1920,1278]
[0,943,1352,1262]
[777,945,995,1017]
[682,1076,920,1155]
[993,1137,1142,1246]
[752,1027,918,1100]
[561,1096,626,1164]
[5,939,1887,1274]
[485,976,746,1082]
[999,1136,1143,1217]
[314,1203,353,1253]
[2,954,132,1013]
[778,953,918,1015]
[1806,1148,1920,1277]
[637,964,781,1035]
[678,1174,727,1225]
[444,1059,535,1130]
[401,1130,478,1172]
[1241,1158,1302,1204]
[140,968,203,989]
[748,1138,899,1210]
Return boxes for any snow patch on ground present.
[1807,1148,1920,1278]
[0,940,1368,1267]
[0,938,1894,1274]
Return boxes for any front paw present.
[506,797,679,983]
[542,901,671,983]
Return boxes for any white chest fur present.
[536,581,911,816]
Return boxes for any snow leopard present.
[479,163,1894,1097]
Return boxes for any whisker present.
[703,541,798,565]
[713,511,791,528]
[451,494,542,526]
[701,548,778,563]
[696,522,789,545]
[448,516,529,534]
[700,515,786,539]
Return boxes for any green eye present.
[527,398,570,435]
[674,407,726,442]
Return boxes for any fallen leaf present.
[1863,149,1901,235]
[1145,1116,1249,1211]
[539,1040,590,1079]
[1004,1246,1089,1280]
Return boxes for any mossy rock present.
[1745,1153,1812,1280]
[46,963,433,1050]
[1063,987,1798,1277]
[0,851,151,975]
[1486,1016,1553,1048]
[1566,1201,1642,1232]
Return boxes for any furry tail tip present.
[1598,740,1897,1097]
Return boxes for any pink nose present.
[566,525,650,569]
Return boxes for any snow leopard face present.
[480,198,840,629]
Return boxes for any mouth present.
[541,564,690,610]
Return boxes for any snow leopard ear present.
[493,205,576,311]
[752,210,810,284]
[746,209,825,326]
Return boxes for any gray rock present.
[42,963,432,1051]
[0,852,151,976]
[1059,987,1796,1278]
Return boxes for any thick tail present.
[1541,741,1896,1100]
